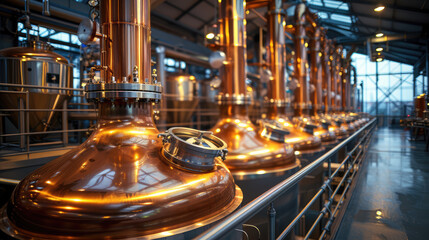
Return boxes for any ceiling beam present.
[308,4,427,27]
[340,0,429,15]
[175,0,202,21]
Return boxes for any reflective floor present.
[335,127,429,240]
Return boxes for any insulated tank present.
[0,40,73,133]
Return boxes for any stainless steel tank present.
[0,41,73,133]
[164,73,198,124]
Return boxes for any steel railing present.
[195,118,377,240]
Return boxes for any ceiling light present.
[374,6,385,12]
[375,32,384,38]
[376,57,384,62]
[376,47,383,52]
[206,33,215,40]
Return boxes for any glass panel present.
[331,14,351,23]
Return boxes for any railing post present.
[62,99,68,146]
[268,202,276,240]
[26,91,30,153]
[19,97,25,150]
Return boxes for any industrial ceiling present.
[1,0,428,68]
[152,0,429,67]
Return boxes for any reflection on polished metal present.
[287,3,332,148]
[159,127,228,172]
[321,35,348,139]
[0,0,242,239]
[0,40,73,133]
[164,73,198,123]
[257,1,324,154]
[308,25,337,144]
[211,0,297,176]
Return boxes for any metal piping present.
[309,26,323,116]
[211,0,296,174]
[100,0,151,83]
[321,34,332,114]
[218,0,248,104]
[293,3,311,117]
[266,0,287,118]
[1,1,242,239]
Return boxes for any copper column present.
[100,0,151,83]
[211,0,296,174]
[266,0,287,119]
[0,0,242,239]
[293,3,311,117]
[321,35,332,114]
[309,26,323,116]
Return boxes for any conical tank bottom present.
[0,103,242,239]
[0,92,70,133]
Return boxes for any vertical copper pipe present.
[336,46,344,111]
[309,26,322,116]
[330,45,337,112]
[321,36,331,114]
[266,0,287,119]
[218,0,247,101]
[293,3,310,117]
[101,0,151,83]
[332,45,343,112]
[341,58,348,112]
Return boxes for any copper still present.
[320,34,348,139]
[307,25,337,145]
[0,0,243,239]
[209,0,299,238]
[211,0,297,177]
[287,3,333,150]
[259,2,323,161]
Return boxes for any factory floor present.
[335,127,429,240]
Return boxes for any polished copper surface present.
[293,3,311,117]
[321,35,332,114]
[1,103,242,239]
[266,0,287,117]
[262,1,323,151]
[309,26,323,116]
[286,4,336,145]
[218,0,247,100]
[1,0,243,239]
[330,45,339,112]
[335,46,343,112]
[211,0,297,177]
[100,0,151,83]
[212,106,297,173]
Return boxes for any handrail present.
[195,118,377,240]
[0,83,83,91]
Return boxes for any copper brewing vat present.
[280,4,332,152]
[210,0,299,238]
[259,2,323,159]
[211,0,297,177]
[0,0,242,239]
[320,34,348,139]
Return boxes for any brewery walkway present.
[335,127,429,240]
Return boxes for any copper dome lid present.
[0,103,242,239]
